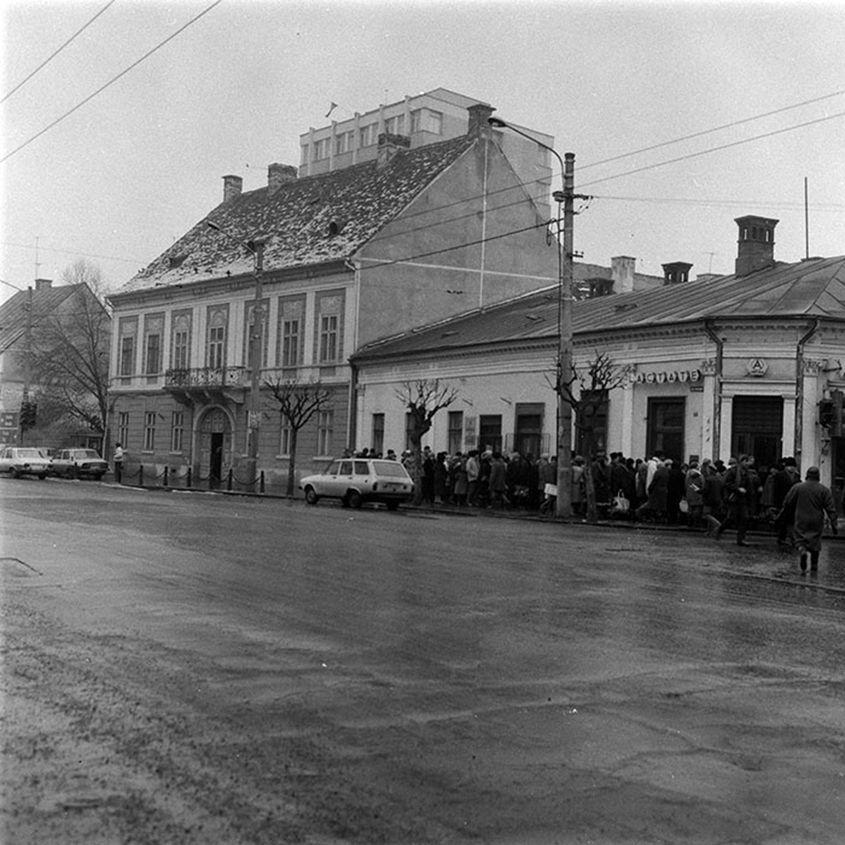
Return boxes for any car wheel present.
[38,473,47,480]
[347,490,363,509]
[304,486,319,505]
[69,467,79,480]
[9,468,19,479]
[385,500,400,511]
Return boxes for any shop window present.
[448,411,463,455]
[371,413,385,455]
[731,396,783,468]
[479,414,502,452]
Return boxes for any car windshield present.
[372,460,409,479]
[16,449,44,459]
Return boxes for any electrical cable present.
[579,109,845,189]
[1,0,118,104]
[579,89,845,171]
[1,0,222,164]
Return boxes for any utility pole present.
[20,285,33,445]
[247,240,265,481]
[488,114,579,518]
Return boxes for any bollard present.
[260,470,265,494]
[139,465,144,487]
[186,467,192,488]
[227,468,233,491]
[163,466,169,487]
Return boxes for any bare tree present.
[28,260,111,450]
[264,377,331,496]
[395,379,458,505]
[552,351,626,522]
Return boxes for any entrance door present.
[199,408,231,487]
[646,397,685,462]
[730,396,783,468]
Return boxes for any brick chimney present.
[376,132,410,168]
[34,278,52,291]
[222,174,243,203]
[611,256,636,292]
[268,163,297,195]
[735,215,778,277]
[662,261,693,285]
[467,103,495,138]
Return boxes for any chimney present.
[268,163,297,195]
[222,174,243,204]
[735,215,778,277]
[34,278,52,291]
[376,132,410,168]
[467,103,495,138]
[662,261,693,285]
[611,256,636,293]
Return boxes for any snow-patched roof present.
[351,255,845,361]
[119,135,475,295]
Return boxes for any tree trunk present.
[409,433,423,506]
[287,429,298,497]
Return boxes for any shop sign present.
[630,368,701,385]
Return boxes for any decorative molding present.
[701,358,717,376]
[804,358,826,375]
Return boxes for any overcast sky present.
[2,0,844,304]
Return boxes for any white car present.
[0,446,50,479]
[300,458,414,510]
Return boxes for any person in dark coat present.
[636,459,668,522]
[666,459,686,524]
[777,466,838,572]
[487,452,509,509]
[715,455,754,546]
[771,457,801,545]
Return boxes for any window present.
[170,411,184,452]
[354,461,369,475]
[143,411,156,452]
[143,314,164,375]
[313,137,331,161]
[479,414,502,452]
[145,332,161,374]
[243,300,269,370]
[335,131,353,155]
[118,316,137,376]
[120,335,135,376]
[171,311,191,370]
[385,114,405,135]
[448,411,464,455]
[317,409,333,456]
[371,413,385,455]
[118,411,129,446]
[278,296,305,368]
[411,108,443,135]
[279,416,292,455]
[320,315,338,363]
[315,292,344,365]
[646,397,685,463]
[206,305,228,370]
[359,123,378,147]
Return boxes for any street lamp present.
[488,115,575,518]
[206,220,265,488]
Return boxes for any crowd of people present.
[352,445,841,569]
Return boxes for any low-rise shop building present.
[351,216,845,505]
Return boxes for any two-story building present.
[351,216,845,505]
[106,101,561,489]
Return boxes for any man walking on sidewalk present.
[777,466,838,573]
[715,454,756,546]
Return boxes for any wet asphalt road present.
[3,479,845,844]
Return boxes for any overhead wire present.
[1,0,118,104]
[1,0,223,164]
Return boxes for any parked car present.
[300,458,414,509]
[0,446,50,479]
[49,448,109,480]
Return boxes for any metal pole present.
[555,153,575,519]
[247,242,264,485]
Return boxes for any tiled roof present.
[119,136,476,294]
[352,255,845,361]
[0,285,80,354]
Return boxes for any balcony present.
[164,366,249,404]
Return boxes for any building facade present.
[107,102,560,490]
[351,217,845,507]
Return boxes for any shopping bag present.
[611,489,630,513]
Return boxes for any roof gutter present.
[346,258,361,452]
[703,319,723,461]
[794,318,820,471]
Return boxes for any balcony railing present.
[165,366,249,389]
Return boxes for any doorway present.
[730,395,783,468]
[198,408,231,487]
